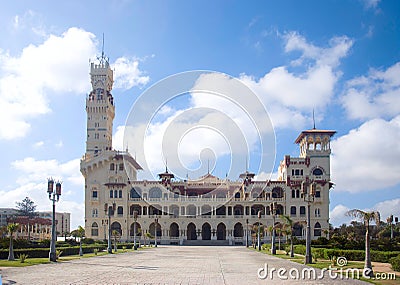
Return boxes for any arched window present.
[119,190,122,198]
[119,163,124,171]
[114,190,118,198]
[300,206,306,216]
[110,163,115,171]
[130,187,141,199]
[149,187,162,198]
[290,206,296,216]
[314,222,321,236]
[313,168,323,176]
[117,206,123,216]
[291,189,295,198]
[272,187,283,198]
[109,190,113,198]
[91,222,98,236]
[234,192,241,199]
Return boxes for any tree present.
[280,215,294,257]
[76,226,85,256]
[346,209,380,277]
[7,223,19,261]
[16,197,37,241]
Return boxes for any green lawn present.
[0,245,151,267]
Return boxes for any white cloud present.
[329,204,351,226]
[112,56,150,90]
[0,27,97,140]
[239,32,353,129]
[330,199,400,227]
[362,0,380,9]
[374,199,400,222]
[331,115,400,193]
[0,157,85,229]
[0,26,150,140]
[33,141,44,148]
[342,62,400,120]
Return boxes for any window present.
[114,190,118,198]
[272,187,283,198]
[92,190,98,198]
[119,190,122,198]
[109,190,113,198]
[291,189,295,198]
[91,222,99,236]
[315,208,321,217]
[119,163,124,171]
[315,189,321,198]
[290,206,296,216]
[117,206,123,216]
[313,168,323,176]
[300,206,306,216]
[92,208,98,217]
[110,163,115,171]
[314,222,321,236]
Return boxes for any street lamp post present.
[271,202,277,255]
[246,218,249,247]
[47,178,62,262]
[257,211,261,251]
[104,202,116,254]
[154,216,158,247]
[302,180,316,264]
[133,210,138,250]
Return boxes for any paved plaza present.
[0,246,368,285]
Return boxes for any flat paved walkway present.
[0,246,368,285]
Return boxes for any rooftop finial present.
[97,33,108,64]
[312,109,316,130]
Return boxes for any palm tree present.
[280,215,294,257]
[7,223,19,261]
[346,209,380,276]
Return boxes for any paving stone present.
[0,246,369,285]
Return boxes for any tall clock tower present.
[85,56,115,157]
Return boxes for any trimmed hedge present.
[0,245,106,259]
[389,255,400,272]
[293,245,400,263]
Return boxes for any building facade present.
[81,56,335,245]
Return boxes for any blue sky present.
[0,0,399,229]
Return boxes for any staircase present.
[182,240,230,246]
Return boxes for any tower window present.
[92,191,98,198]
[313,168,323,176]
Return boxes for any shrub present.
[293,245,306,255]
[261,243,271,251]
[18,253,28,263]
[389,255,400,272]
[94,248,98,255]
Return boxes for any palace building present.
[80,55,335,245]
